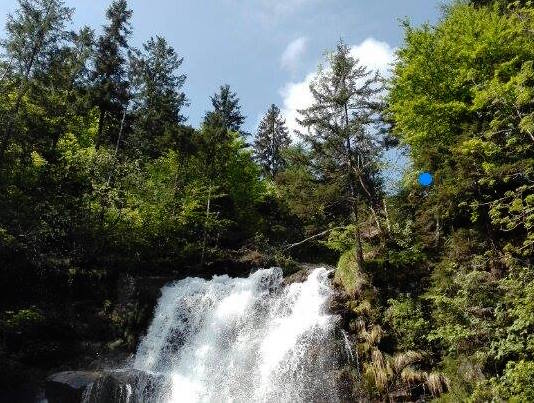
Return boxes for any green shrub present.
[3,308,45,332]
[385,296,428,351]
[495,360,534,402]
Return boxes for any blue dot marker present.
[418,172,433,187]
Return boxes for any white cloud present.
[279,37,395,139]
[349,37,395,77]
[279,72,316,139]
[281,37,308,72]
[260,0,314,16]
[227,0,315,21]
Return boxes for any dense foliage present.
[0,0,532,401]
[299,1,534,400]
[377,1,534,400]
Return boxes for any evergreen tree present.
[254,104,291,177]
[203,84,245,133]
[67,27,95,91]
[0,0,73,156]
[91,0,132,148]
[32,25,95,151]
[129,36,188,157]
[297,40,383,269]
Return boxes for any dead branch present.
[284,226,344,251]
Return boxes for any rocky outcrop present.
[282,263,336,285]
[45,371,102,403]
[112,273,177,350]
[84,369,170,402]
[45,369,170,403]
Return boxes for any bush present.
[495,360,534,402]
[385,296,428,351]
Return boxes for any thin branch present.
[284,226,344,251]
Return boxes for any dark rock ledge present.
[46,371,101,403]
[46,369,169,403]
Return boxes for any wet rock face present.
[84,369,170,402]
[46,371,102,403]
[282,263,336,286]
[45,369,170,403]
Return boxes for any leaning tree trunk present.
[95,107,106,149]
[200,184,212,267]
[351,193,365,270]
[344,103,364,270]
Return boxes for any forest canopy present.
[0,0,533,401]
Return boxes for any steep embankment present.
[331,250,449,401]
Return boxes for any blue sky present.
[0,0,445,134]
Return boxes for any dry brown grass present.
[426,372,450,396]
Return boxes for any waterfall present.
[341,330,354,362]
[130,267,339,402]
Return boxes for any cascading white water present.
[132,267,339,402]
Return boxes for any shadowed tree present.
[203,84,245,134]
[129,36,188,157]
[254,104,291,177]
[91,0,132,148]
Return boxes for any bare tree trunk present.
[106,108,126,185]
[369,204,387,242]
[344,103,364,269]
[200,185,212,267]
[352,198,364,269]
[284,226,343,251]
[383,199,391,234]
[96,107,106,149]
[434,214,441,246]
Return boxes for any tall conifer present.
[298,40,384,268]
[203,84,245,134]
[254,104,291,177]
[91,0,132,148]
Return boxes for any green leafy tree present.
[0,0,73,156]
[388,2,534,399]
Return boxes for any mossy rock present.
[334,249,362,295]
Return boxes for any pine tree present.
[254,104,291,177]
[297,40,383,269]
[129,36,188,157]
[91,0,132,148]
[203,84,245,133]
[33,25,95,150]
[0,0,73,155]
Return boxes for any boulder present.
[46,369,170,403]
[83,369,170,402]
[46,371,102,403]
[283,264,335,286]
